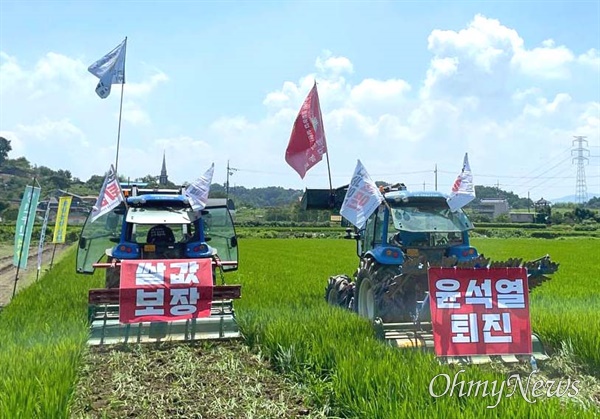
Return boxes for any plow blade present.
[373,320,549,364]
[87,285,242,346]
[88,300,240,345]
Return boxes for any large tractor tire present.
[325,275,354,310]
[352,257,420,323]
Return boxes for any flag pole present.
[316,79,334,200]
[114,83,125,174]
[13,178,36,298]
[49,243,57,270]
[114,36,127,174]
[325,151,333,192]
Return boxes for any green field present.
[0,237,598,418]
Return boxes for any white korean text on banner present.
[428,267,532,357]
[119,258,214,323]
[13,185,41,269]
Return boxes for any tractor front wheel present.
[357,277,376,320]
[325,275,354,310]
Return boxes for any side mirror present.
[344,228,353,240]
[230,236,238,248]
[78,237,87,249]
[344,228,360,240]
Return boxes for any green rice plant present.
[0,246,103,418]
[236,238,599,418]
[472,238,600,372]
[1,237,597,418]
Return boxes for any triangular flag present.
[91,165,125,222]
[184,163,215,211]
[340,160,385,229]
[285,81,327,179]
[447,152,476,212]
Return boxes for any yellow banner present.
[52,196,72,243]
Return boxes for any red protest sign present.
[428,267,532,357]
[119,258,214,323]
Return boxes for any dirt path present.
[0,243,70,307]
[70,340,325,419]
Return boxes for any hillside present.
[0,135,598,220]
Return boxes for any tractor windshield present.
[390,205,473,233]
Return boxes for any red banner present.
[285,81,327,179]
[428,267,532,357]
[119,258,214,323]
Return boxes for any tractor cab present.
[76,186,238,284]
[356,190,479,266]
[76,185,242,345]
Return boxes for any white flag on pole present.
[340,159,385,229]
[88,37,127,99]
[447,152,476,212]
[184,163,215,211]
[91,164,125,222]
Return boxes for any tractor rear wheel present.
[325,275,353,310]
[353,257,418,323]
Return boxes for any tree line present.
[0,136,597,225]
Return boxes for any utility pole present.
[226,160,238,201]
[571,135,589,204]
[423,181,426,191]
[434,164,438,191]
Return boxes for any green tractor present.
[302,183,559,364]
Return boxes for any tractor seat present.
[146,225,176,245]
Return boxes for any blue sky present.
[1,0,599,201]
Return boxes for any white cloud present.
[522,93,572,118]
[16,117,87,144]
[427,14,580,81]
[0,14,598,201]
[315,49,354,75]
[126,71,169,97]
[578,48,600,70]
[512,39,574,79]
[120,101,151,126]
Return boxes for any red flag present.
[285,82,327,178]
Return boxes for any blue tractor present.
[302,183,559,363]
[76,185,241,345]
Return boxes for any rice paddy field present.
[0,236,598,418]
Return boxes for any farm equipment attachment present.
[303,184,560,364]
[76,185,242,345]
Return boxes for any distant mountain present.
[549,193,600,204]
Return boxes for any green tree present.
[0,137,12,166]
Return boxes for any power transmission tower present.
[226,160,238,201]
[571,135,590,204]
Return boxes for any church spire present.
[159,150,169,185]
